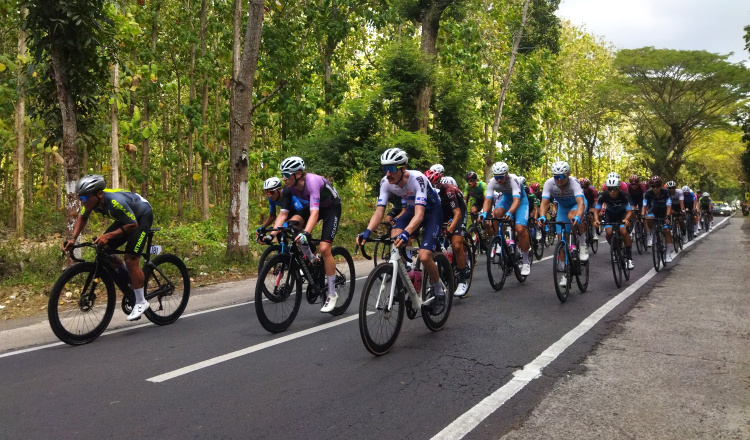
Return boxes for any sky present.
[556,0,750,65]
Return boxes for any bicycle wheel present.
[634,221,644,255]
[255,253,302,333]
[373,240,390,267]
[652,230,662,272]
[533,231,545,260]
[329,247,356,316]
[610,239,623,288]
[422,253,454,331]
[552,241,570,303]
[143,254,191,325]
[258,244,282,274]
[487,236,507,291]
[545,227,555,247]
[589,223,599,254]
[621,242,631,281]
[454,236,475,298]
[48,262,116,345]
[358,263,405,356]
[467,225,481,255]
[513,244,527,283]
[576,258,589,293]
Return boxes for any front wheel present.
[487,236,507,291]
[552,241,570,303]
[143,254,191,325]
[652,231,663,272]
[48,262,116,345]
[634,221,644,255]
[588,223,599,254]
[422,253,454,331]
[358,263,405,356]
[255,254,302,333]
[610,239,623,288]
[576,259,589,293]
[258,244,282,274]
[329,247,356,316]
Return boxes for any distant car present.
[712,202,732,216]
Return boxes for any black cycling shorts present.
[104,211,154,255]
[294,203,341,244]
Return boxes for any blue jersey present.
[268,188,308,215]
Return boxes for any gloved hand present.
[357,229,371,245]
[263,235,274,245]
[573,215,581,225]
[396,231,410,244]
[506,211,515,221]
[296,231,312,245]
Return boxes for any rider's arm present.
[365,206,387,232]
[539,198,550,220]
[448,207,461,234]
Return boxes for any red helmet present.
[649,175,662,187]
[530,182,540,193]
[424,169,441,185]
[629,174,639,184]
[578,178,590,187]
[464,171,478,181]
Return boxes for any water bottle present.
[409,268,423,292]
[445,249,453,263]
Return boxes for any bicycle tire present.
[513,244,527,283]
[143,254,191,325]
[255,253,302,333]
[48,262,116,345]
[329,247,356,316]
[611,238,623,288]
[258,244,282,274]
[422,253,454,332]
[533,231,545,260]
[487,236,507,291]
[576,256,589,293]
[621,241,631,281]
[588,223,599,255]
[454,236,475,298]
[358,263,405,356]
[552,241,569,303]
[634,221,644,255]
[652,230,662,272]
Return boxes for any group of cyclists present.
[65,147,718,322]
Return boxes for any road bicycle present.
[466,211,488,255]
[486,217,527,291]
[699,209,711,233]
[684,209,695,242]
[528,217,545,260]
[438,223,476,298]
[547,220,589,303]
[604,222,631,288]
[649,217,668,272]
[255,223,355,333]
[584,211,599,255]
[670,212,685,253]
[356,236,454,356]
[630,212,648,255]
[48,228,190,345]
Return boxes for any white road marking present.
[147,314,360,383]
[431,216,729,440]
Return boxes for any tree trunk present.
[199,0,210,220]
[110,63,120,188]
[13,8,28,237]
[49,43,80,239]
[227,0,264,256]
[486,0,531,177]
[413,10,442,134]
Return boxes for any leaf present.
[141,127,152,139]
[0,63,5,72]
[192,173,201,182]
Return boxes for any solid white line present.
[147,314,360,383]
[431,216,729,440]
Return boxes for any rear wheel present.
[652,230,663,272]
[358,263,405,356]
[576,257,589,293]
[487,236,507,291]
[588,222,599,254]
[552,242,570,303]
[255,254,302,333]
[513,244,527,283]
[329,247,356,316]
[422,253,454,331]
[258,244,282,274]
[143,254,191,325]
[634,221,644,255]
[610,239,623,288]
[48,263,116,345]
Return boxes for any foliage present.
[378,39,433,128]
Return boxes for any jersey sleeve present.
[377,177,391,208]
[541,179,554,200]
[108,198,137,224]
[595,193,606,210]
[486,180,498,199]
[510,176,521,198]
[413,174,429,207]
[570,178,584,198]
[279,188,292,212]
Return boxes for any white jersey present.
[485,173,523,200]
[377,170,441,210]
[669,188,684,206]
[541,177,584,205]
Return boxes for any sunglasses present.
[79,195,91,202]
[382,165,399,174]
[650,184,661,188]
[607,187,619,192]
[493,174,507,180]
[466,178,477,182]
[553,174,567,180]
[281,172,292,179]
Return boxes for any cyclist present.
[538,161,588,287]
[481,162,532,276]
[642,175,675,263]
[426,171,471,297]
[682,186,699,236]
[464,171,487,218]
[272,156,342,313]
[594,176,634,270]
[698,191,714,231]
[384,195,407,225]
[579,178,599,239]
[430,164,445,179]
[666,181,685,234]
[62,175,153,321]
[257,177,308,231]
[627,174,647,214]
[356,148,447,315]
[525,182,542,239]
[600,172,629,194]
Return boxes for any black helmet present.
[76,175,106,196]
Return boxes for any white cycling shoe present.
[665,253,674,263]
[454,282,469,297]
[520,263,531,276]
[126,301,150,321]
[579,245,589,261]
[320,294,339,313]
[558,274,568,287]
[647,236,653,247]
[627,260,634,270]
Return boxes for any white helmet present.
[263,177,283,191]
[703,192,710,198]
[519,176,526,186]
[380,148,408,166]
[492,161,509,175]
[605,176,621,188]
[440,176,457,186]
[551,161,570,175]
[430,164,445,175]
[607,172,620,179]
[681,186,690,193]
[666,180,677,188]
[280,156,305,173]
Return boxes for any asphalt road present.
[0,218,730,440]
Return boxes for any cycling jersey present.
[668,189,684,208]
[541,177,584,205]
[583,185,599,209]
[596,191,631,226]
[270,188,307,215]
[485,174,524,200]
[285,173,340,210]
[683,192,696,208]
[699,196,713,210]
[386,195,406,219]
[601,181,629,194]
[464,181,487,204]
[377,170,441,211]
[627,182,647,207]
[440,184,467,236]
[527,192,540,208]
[81,189,153,255]
[644,189,672,216]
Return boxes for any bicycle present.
[699,210,711,233]
[649,217,668,272]
[466,211,488,255]
[670,212,684,253]
[604,222,631,288]
[630,212,648,255]
[486,217,527,291]
[438,223,476,298]
[684,210,695,242]
[48,228,190,345]
[528,217,545,260]
[547,220,589,303]
[584,211,599,255]
[255,223,355,333]
[356,236,454,356]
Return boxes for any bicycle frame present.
[378,245,431,313]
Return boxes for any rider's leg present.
[451,234,467,269]
[621,225,633,260]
